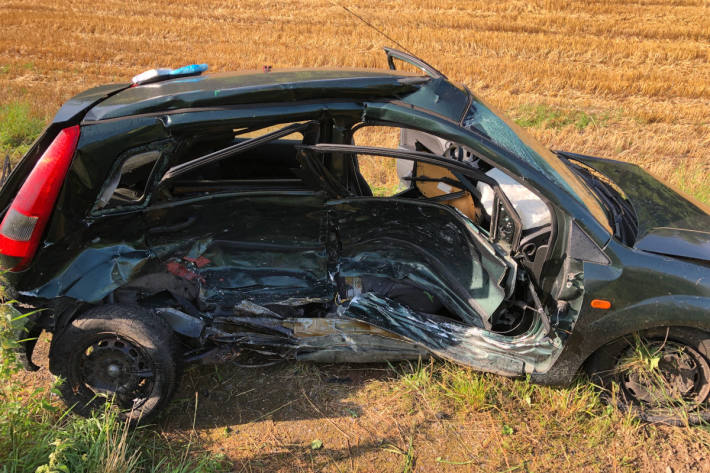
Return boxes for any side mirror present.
[490,192,522,253]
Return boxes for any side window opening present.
[410,160,482,224]
[157,121,319,200]
[94,150,161,211]
[350,125,489,226]
[350,126,402,197]
[349,125,552,234]
[346,153,487,229]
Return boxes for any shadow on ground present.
[161,358,400,430]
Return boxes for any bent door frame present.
[298,143,524,252]
[297,144,569,375]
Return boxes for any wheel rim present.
[616,339,710,408]
[79,334,155,411]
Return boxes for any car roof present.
[83,68,439,122]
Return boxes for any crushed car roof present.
[83,69,441,122]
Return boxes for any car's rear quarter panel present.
[13,117,170,294]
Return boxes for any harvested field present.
[1,1,709,472]
[1,0,708,200]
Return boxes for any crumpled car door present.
[143,123,332,310]
[330,197,513,330]
[295,146,541,374]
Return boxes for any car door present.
[142,122,332,312]
[297,144,565,376]
[331,196,512,324]
[303,145,515,322]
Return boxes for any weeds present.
[513,104,608,131]
[381,436,415,473]
[386,356,708,471]
[33,405,141,473]
[0,102,45,160]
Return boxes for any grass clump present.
[0,101,45,160]
[397,360,496,414]
[670,159,710,204]
[514,104,608,131]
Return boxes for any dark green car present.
[2,49,708,423]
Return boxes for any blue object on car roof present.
[131,64,208,86]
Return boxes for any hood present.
[565,155,710,252]
[635,227,710,262]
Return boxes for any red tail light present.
[0,125,80,271]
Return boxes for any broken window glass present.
[95,150,161,210]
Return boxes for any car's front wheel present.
[49,304,180,423]
[587,327,710,424]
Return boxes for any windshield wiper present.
[585,178,623,236]
[564,159,638,244]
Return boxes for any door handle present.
[147,215,197,235]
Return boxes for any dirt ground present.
[19,335,710,473]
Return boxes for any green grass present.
[390,352,710,470]
[671,159,710,204]
[513,104,609,130]
[0,101,45,160]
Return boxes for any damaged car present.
[2,48,709,423]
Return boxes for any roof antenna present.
[329,1,416,57]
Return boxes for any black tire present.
[49,304,180,424]
[587,327,710,425]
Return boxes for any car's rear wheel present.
[49,304,179,423]
[587,327,710,424]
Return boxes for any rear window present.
[94,150,161,210]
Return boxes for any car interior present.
[93,118,557,335]
[338,125,557,334]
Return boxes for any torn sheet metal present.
[330,198,512,328]
[286,317,427,362]
[206,314,426,363]
[21,244,152,303]
[233,300,284,318]
[339,292,562,375]
[156,307,205,338]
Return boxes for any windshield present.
[462,94,612,233]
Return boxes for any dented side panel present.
[340,293,561,375]
[145,191,331,308]
[330,197,510,328]
[22,243,152,302]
